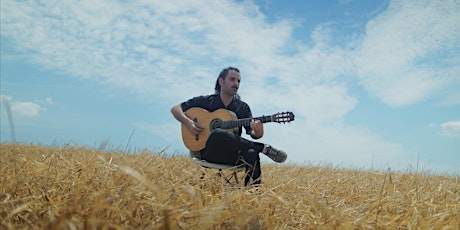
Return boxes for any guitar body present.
[180,107,294,151]
[182,108,239,151]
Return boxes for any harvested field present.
[1,144,459,229]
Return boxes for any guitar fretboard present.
[219,115,273,129]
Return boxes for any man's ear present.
[218,77,223,86]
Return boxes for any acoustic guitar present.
[181,107,295,151]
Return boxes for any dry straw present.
[1,144,459,229]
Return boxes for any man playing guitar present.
[171,66,291,186]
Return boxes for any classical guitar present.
[181,107,295,151]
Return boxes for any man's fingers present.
[191,122,204,135]
[195,122,204,129]
[251,119,261,128]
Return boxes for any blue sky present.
[1,0,459,174]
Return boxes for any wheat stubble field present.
[0,144,459,229]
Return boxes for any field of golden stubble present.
[0,143,459,229]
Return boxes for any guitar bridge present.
[194,118,199,141]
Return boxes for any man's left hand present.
[250,119,264,139]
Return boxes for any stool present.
[190,151,246,185]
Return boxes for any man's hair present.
[214,66,240,94]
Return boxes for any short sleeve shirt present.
[180,94,253,136]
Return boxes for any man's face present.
[220,70,240,96]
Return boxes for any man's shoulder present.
[185,94,217,104]
[192,94,218,100]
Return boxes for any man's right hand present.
[186,119,204,136]
[171,104,204,135]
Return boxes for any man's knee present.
[242,149,260,164]
[209,128,235,140]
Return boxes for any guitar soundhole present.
[209,118,222,131]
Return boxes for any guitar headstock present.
[273,111,295,123]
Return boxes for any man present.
[171,66,287,186]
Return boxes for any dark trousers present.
[201,129,265,186]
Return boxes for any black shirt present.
[180,94,253,136]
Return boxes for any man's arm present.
[171,104,191,125]
[171,104,203,135]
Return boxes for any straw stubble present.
[1,144,459,229]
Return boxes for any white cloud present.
[12,102,41,117]
[4,0,456,108]
[0,95,13,102]
[354,0,460,106]
[45,97,54,105]
[1,0,295,99]
[1,95,47,117]
[261,118,417,171]
[440,120,460,138]
[295,84,357,125]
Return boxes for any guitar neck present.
[220,115,273,129]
